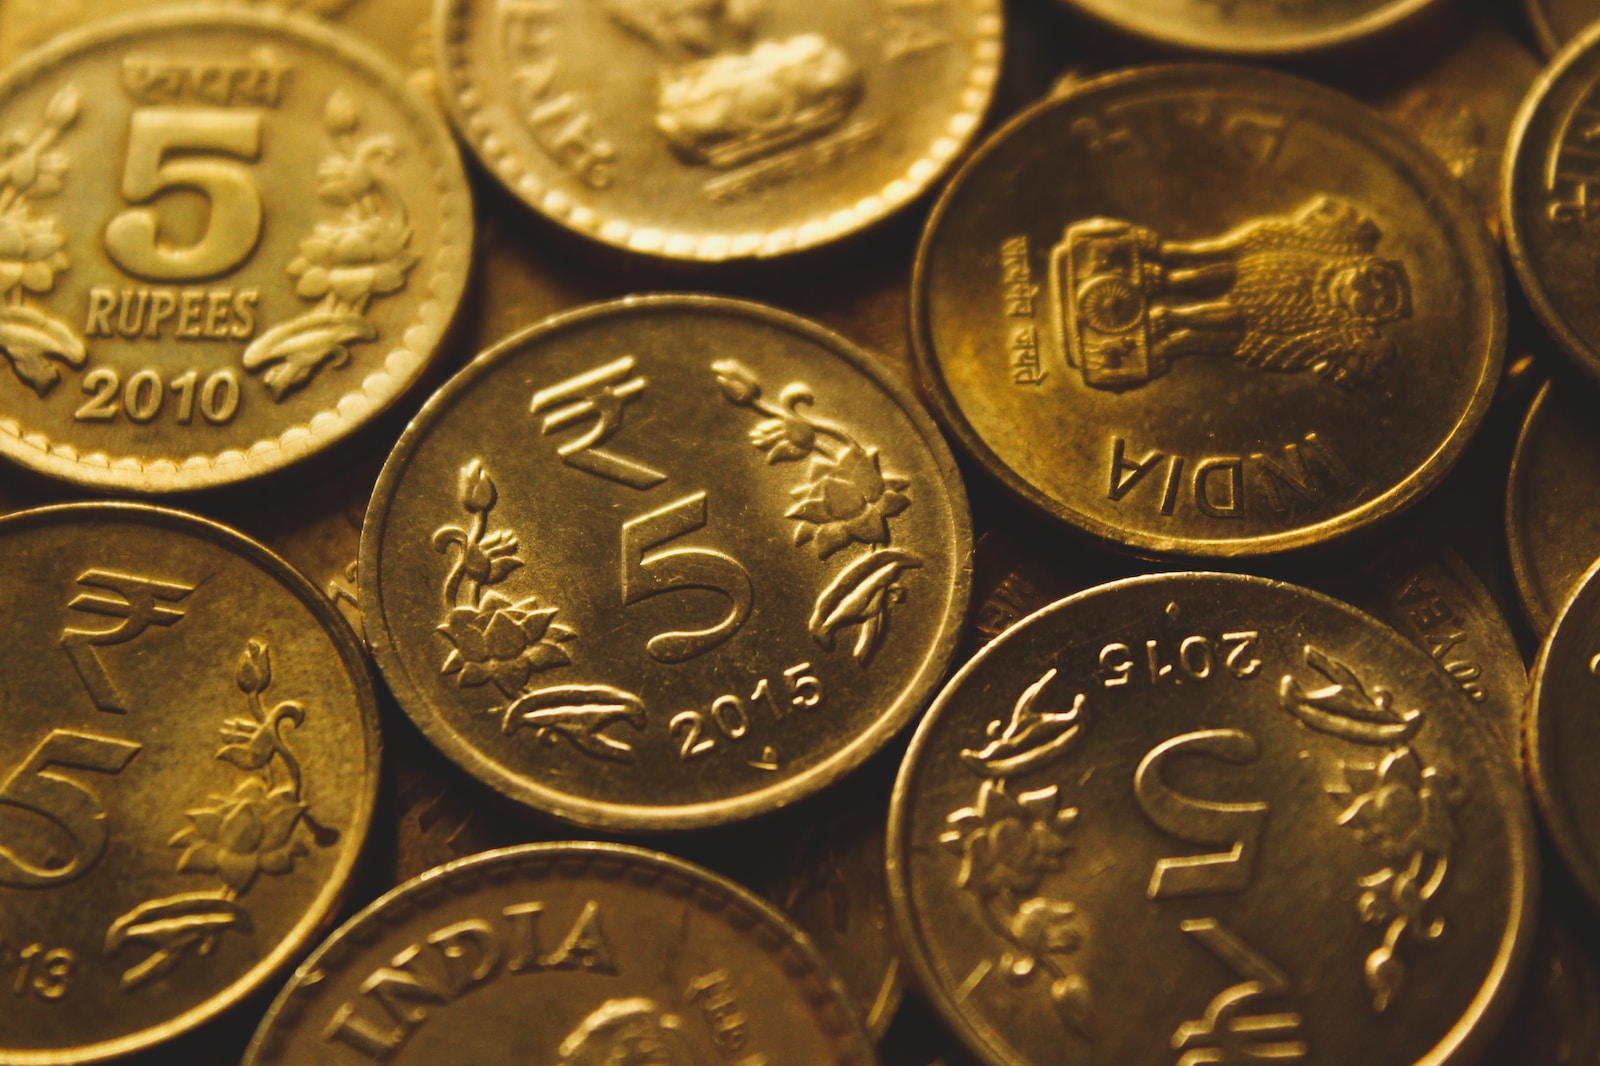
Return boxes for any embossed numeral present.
[73,366,240,425]
[1,939,76,1001]
[668,664,822,765]
[105,109,264,280]
[621,491,753,663]
[1135,730,1268,899]
[0,729,142,887]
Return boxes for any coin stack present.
[0,0,1595,1063]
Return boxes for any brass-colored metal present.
[1051,0,1448,57]
[890,572,1536,1066]
[913,65,1504,558]
[0,5,471,493]
[1525,0,1600,57]
[242,842,878,1064]
[1507,380,1600,636]
[434,0,1002,261]
[362,295,971,831]
[0,502,379,1065]
[1482,910,1600,1064]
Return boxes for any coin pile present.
[0,0,1598,1063]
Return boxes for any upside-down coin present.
[242,842,876,1064]
[0,5,470,492]
[362,296,970,831]
[913,65,1503,558]
[889,572,1535,1066]
[0,503,379,1064]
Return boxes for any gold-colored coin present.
[0,502,379,1064]
[0,5,471,492]
[1526,0,1600,56]
[362,295,971,831]
[889,572,1535,1066]
[1050,0,1446,56]
[913,65,1503,558]
[1505,23,1600,388]
[435,0,1002,261]
[242,842,877,1064]
[1507,379,1600,635]
[1529,560,1600,912]
[1483,909,1600,1065]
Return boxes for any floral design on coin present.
[1055,197,1412,391]
[939,668,1092,1032]
[432,460,646,761]
[243,91,418,401]
[713,358,921,665]
[0,84,83,396]
[105,638,334,991]
[1280,644,1458,1012]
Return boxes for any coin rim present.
[1053,0,1447,56]
[432,0,1003,261]
[0,501,381,1066]
[361,293,973,831]
[886,570,1538,1066]
[240,840,877,1063]
[1523,0,1570,57]
[1506,379,1563,637]
[910,62,1506,559]
[0,2,473,494]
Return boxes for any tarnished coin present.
[1504,23,1600,387]
[1526,0,1600,57]
[0,5,470,492]
[1508,379,1600,635]
[1529,560,1600,912]
[362,296,971,831]
[889,572,1535,1066]
[0,503,379,1064]
[242,842,876,1064]
[1051,0,1446,56]
[435,0,1001,261]
[913,65,1503,558]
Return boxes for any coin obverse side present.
[0,5,471,492]
[242,842,878,1065]
[361,296,971,831]
[1507,380,1600,636]
[435,0,1001,261]
[1052,0,1446,56]
[1505,23,1600,389]
[913,66,1503,558]
[0,503,380,1065]
[889,573,1536,1066]
[1525,0,1600,57]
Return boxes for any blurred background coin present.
[1050,0,1449,57]
[1526,0,1600,56]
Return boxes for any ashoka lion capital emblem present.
[1052,196,1412,390]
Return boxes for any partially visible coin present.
[242,842,877,1064]
[1483,910,1600,1065]
[1507,380,1600,635]
[363,296,971,831]
[0,5,471,492]
[1526,0,1600,56]
[0,503,379,1064]
[890,572,1535,1066]
[436,0,1001,261]
[1051,0,1446,57]
[914,65,1503,558]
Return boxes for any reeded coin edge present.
[0,502,381,1066]
[886,571,1537,1066]
[911,63,1506,559]
[1506,380,1560,636]
[0,4,472,494]
[1503,19,1600,387]
[434,0,1002,261]
[1058,0,1445,56]
[362,293,973,831]
[1527,556,1600,912]
[241,841,874,1064]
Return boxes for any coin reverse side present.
[0,5,470,492]
[890,572,1535,1066]
[913,65,1503,558]
[242,842,877,1064]
[362,296,971,830]
[0,503,379,1065]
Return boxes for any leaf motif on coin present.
[1280,644,1459,1013]
[940,669,1093,1034]
[713,359,921,665]
[106,639,333,991]
[0,84,83,397]
[432,461,646,762]
[242,90,418,401]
